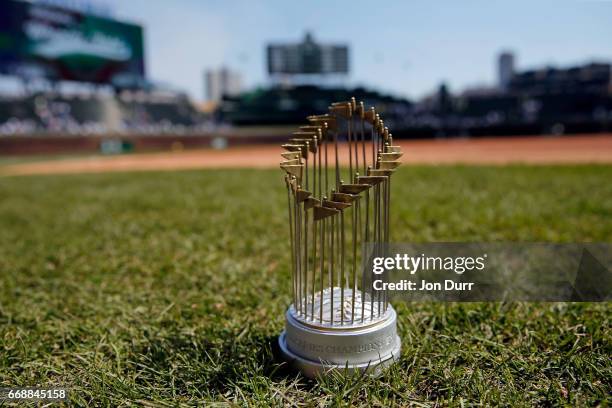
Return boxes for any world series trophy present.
[278,98,402,378]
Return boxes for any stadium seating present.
[0,93,203,135]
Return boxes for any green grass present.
[0,165,610,406]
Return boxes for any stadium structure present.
[1,3,611,156]
[420,59,612,137]
[221,45,612,137]
[0,0,203,140]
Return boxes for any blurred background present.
[0,0,611,160]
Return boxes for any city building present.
[508,62,611,95]
[498,51,515,90]
[205,68,242,103]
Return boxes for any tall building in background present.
[498,51,515,90]
[267,32,349,85]
[205,68,242,102]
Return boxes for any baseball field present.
[0,138,611,405]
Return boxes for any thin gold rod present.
[385,172,392,311]
[340,209,345,325]
[380,179,388,317]
[329,214,334,325]
[361,114,366,174]
[312,141,317,203]
[324,132,329,195]
[303,203,309,316]
[361,185,369,323]
[347,115,353,179]
[353,115,359,174]
[319,217,325,323]
[353,197,360,324]
[287,179,296,308]
[295,186,301,314]
[311,218,317,320]
[318,135,322,199]
[371,183,378,321]
[377,174,384,317]
[371,127,376,168]
[337,202,342,295]
[305,142,309,190]
[353,189,365,322]
[352,197,359,323]
[334,130,340,189]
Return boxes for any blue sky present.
[106,0,612,101]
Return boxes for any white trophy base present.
[278,297,401,378]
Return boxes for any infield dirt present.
[1,134,611,176]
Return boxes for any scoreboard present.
[267,33,349,75]
[0,0,145,85]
